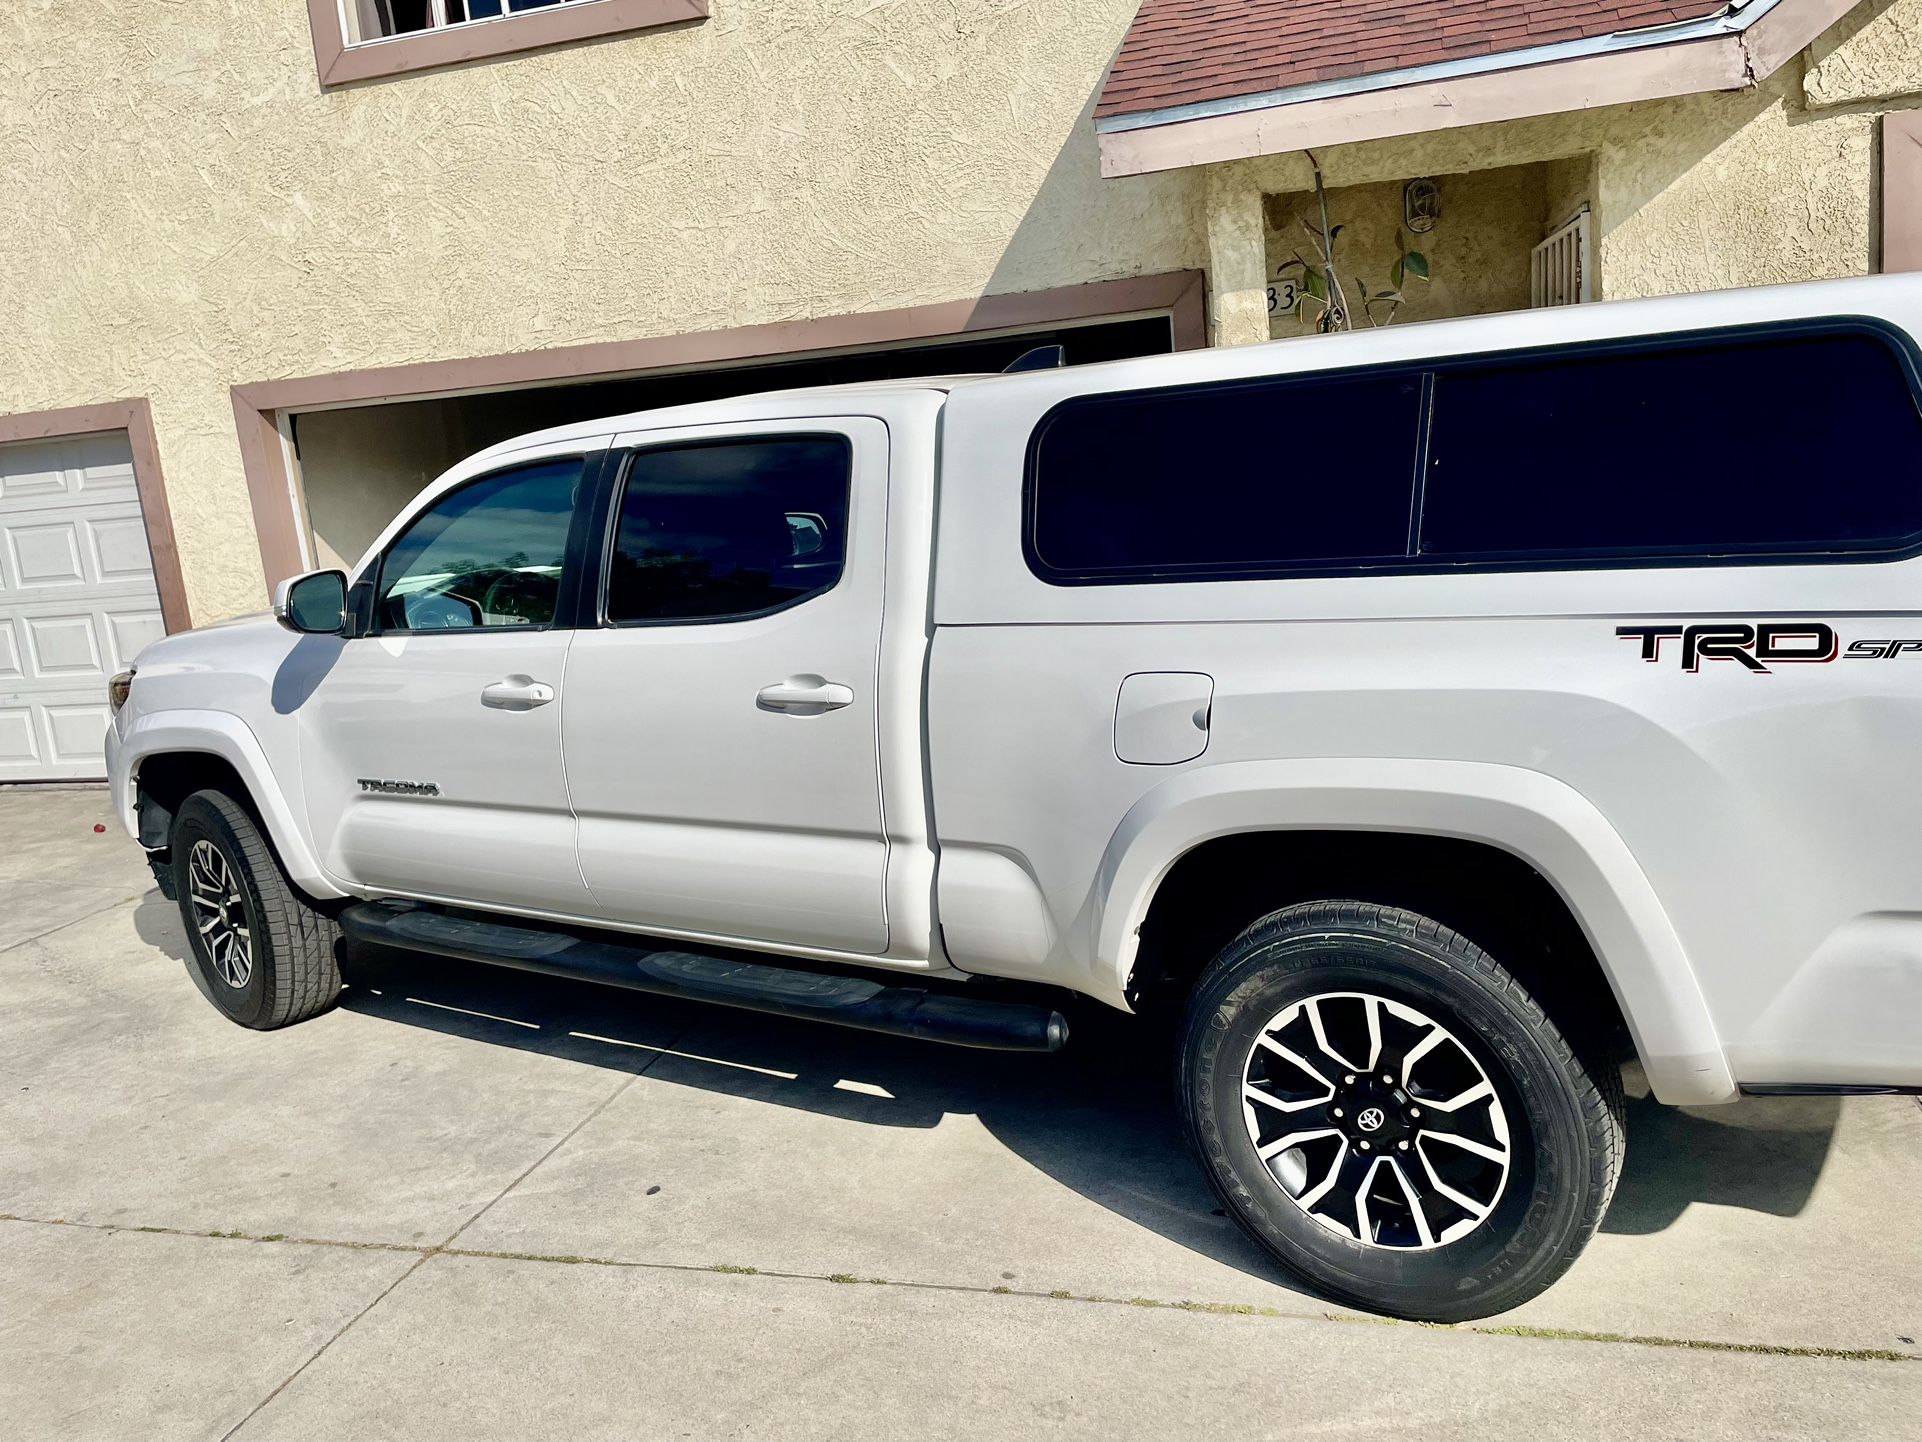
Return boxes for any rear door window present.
[605,436,851,624]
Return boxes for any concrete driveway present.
[3,785,1920,1441]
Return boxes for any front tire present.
[170,790,342,1030]
[1179,900,1623,1322]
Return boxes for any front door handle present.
[481,675,556,710]
[757,675,854,715]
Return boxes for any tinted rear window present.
[606,436,850,624]
[1024,324,1922,583]
[1026,371,1424,580]
[1419,330,1922,561]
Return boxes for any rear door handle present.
[757,675,854,714]
[481,675,556,710]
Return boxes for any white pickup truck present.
[107,276,1922,1321]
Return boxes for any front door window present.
[375,459,580,632]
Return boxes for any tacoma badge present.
[356,778,441,797]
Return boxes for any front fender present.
[110,708,346,901]
[1095,757,1734,1106]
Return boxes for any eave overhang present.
[1096,0,1861,177]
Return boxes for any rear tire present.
[1178,900,1624,1322]
[170,790,341,1030]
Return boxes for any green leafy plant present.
[1274,152,1431,332]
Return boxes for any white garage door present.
[0,431,166,780]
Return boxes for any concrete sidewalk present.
[3,786,1920,1441]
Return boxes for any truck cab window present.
[606,436,851,624]
[375,458,582,633]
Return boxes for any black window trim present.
[594,430,857,630]
[1021,315,1922,587]
[366,452,600,638]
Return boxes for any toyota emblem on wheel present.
[1356,1106,1386,1132]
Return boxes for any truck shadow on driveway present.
[328,938,1280,1276]
[131,898,1839,1283]
[315,934,1839,1259]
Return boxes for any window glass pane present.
[355,0,577,36]
[367,0,434,35]
[1028,373,1423,581]
[377,459,581,632]
[1421,331,1922,560]
[608,437,851,623]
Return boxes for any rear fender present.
[1096,758,1734,1106]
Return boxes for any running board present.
[338,902,1069,1053]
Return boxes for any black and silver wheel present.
[186,839,254,990]
[1180,900,1624,1322]
[170,790,342,1030]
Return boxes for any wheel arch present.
[1095,758,1734,1106]
[116,709,345,901]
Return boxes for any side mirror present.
[274,569,348,635]
[786,512,827,558]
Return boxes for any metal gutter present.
[1097,0,1779,135]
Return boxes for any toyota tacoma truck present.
[107,275,1922,1322]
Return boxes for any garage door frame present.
[0,398,191,635]
[230,270,1208,595]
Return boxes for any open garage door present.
[0,431,166,780]
[292,314,1180,573]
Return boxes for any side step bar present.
[338,902,1069,1053]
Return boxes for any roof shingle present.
[1094,0,1732,121]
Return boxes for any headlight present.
[108,670,134,714]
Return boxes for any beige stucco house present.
[2,0,1920,777]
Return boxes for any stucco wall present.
[1595,77,1874,299]
[1264,165,1545,339]
[1807,0,1922,107]
[0,0,1201,621]
[297,399,479,572]
[1543,154,1596,232]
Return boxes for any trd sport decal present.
[1617,622,1922,673]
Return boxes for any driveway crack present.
[5,1212,1914,1366]
[211,1027,686,1439]
[218,1249,434,1442]
[0,893,144,956]
[434,1022,685,1251]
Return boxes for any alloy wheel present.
[187,839,253,989]
[1240,990,1512,1249]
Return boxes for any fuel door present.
[1114,671,1214,766]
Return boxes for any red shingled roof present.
[1095,0,1733,121]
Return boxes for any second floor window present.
[348,0,596,42]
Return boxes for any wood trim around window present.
[305,0,708,88]
[0,398,192,634]
[1884,111,1922,275]
[233,270,1208,591]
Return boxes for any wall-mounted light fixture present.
[1404,178,1441,233]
